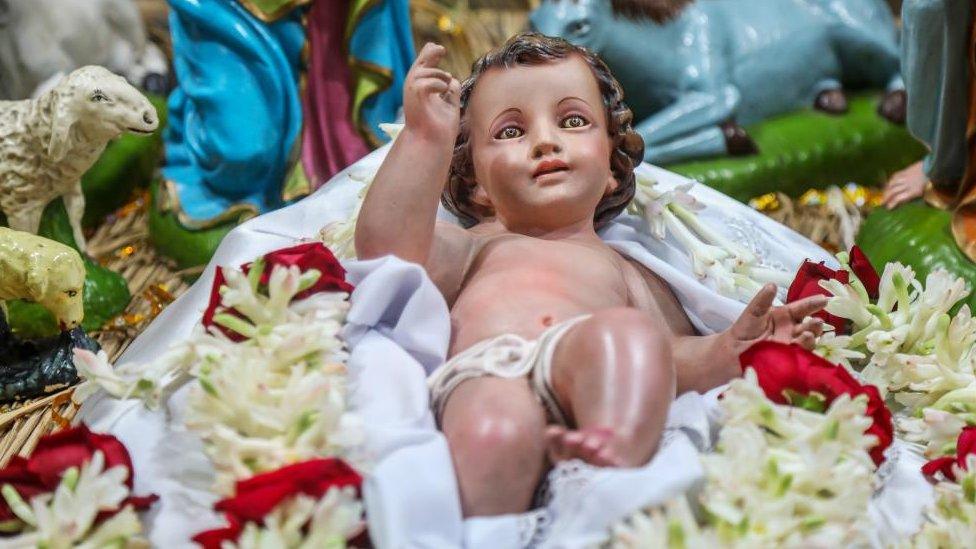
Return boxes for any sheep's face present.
[39,251,86,330]
[59,66,159,141]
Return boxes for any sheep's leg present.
[63,183,87,252]
[6,203,46,236]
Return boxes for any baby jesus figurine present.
[356,33,827,518]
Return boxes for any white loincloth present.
[77,142,932,548]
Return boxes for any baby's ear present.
[603,172,619,197]
[471,183,493,210]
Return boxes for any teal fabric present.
[163,0,304,222]
[348,0,415,144]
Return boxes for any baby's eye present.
[494,126,524,140]
[560,115,588,129]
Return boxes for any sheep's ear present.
[47,87,75,161]
[24,257,48,302]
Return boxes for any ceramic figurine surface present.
[530,0,904,165]
[0,0,168,100]
[157,0,413,268]
[0,227,85,331]
[0,226,97,403]
[861,0,976,297]
[161,0,412,221]
[356,34,829,517]
[0,66,159,252]
[881,1,975,237]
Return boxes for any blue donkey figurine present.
[531,0,905,165]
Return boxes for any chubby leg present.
[441,377,548,517]
[548,308,676,467]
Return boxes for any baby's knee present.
[441,382,546,458]
[445,409,543,459]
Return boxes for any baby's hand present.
[403,43,461,143]
[729,284,827,350]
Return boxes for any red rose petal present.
[849,246,880,300]
[192,515,243,549]
[0,426,156,527]
[245,242,354,300]
[740,341,893,465]
[787,260,850,332]
[922,456,958,480]
[215,481,296,523]
[214,459,362,524]
[955,426,976,471]
[203,244,354,339]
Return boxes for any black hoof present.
[878,89,906,125]
[720,121,758,156]
[814,88,849,115]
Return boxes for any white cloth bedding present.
[77,143,931,547]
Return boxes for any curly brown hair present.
[441,32,645,228]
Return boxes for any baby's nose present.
[532,139,563,158]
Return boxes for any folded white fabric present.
[78,143,930,547]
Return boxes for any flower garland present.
[0,426,157,547]
[912,427,976,547]
[788,246,976,545]
[611,342,885,547]
[72,243,367,546]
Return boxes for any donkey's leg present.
[643,126,728,165]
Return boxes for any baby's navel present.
[541,314,554,327]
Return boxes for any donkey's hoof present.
[814,88,849,114]
[720,121,758,156]
[878,89,906,125]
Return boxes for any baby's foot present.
[545,425,624,467]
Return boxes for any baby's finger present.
[443,78,461,107]
[786,294,828,322]
[794,331,816,350]
[414,67,453,84]
[745,283,777,318]
[414,42,446,69]
[792,316,824,337]
[416,79,450,96]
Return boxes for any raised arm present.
[355,43,461,265]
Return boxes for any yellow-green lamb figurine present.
[0,226,85,331]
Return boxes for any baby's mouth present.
[532,160,570,179]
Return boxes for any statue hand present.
[882,161,926,210]
[403,42,460,144]
[729,283,826,351]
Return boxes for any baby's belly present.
[448,283,627,357]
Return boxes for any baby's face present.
[465,55,616,232]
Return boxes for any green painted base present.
[147,180,238,272]
[81,94,167,227]
[2,201,130,339]
[667,94,927,202]
[857,201,976,312]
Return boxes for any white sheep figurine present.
[0,226,85,331]
[0,65,158,252]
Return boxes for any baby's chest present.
[475,240,633,298]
